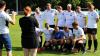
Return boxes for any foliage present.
[2,0,100,11]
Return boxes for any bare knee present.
[88,34,92,40]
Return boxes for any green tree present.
[71,0,80,9]
[80,0,93,8]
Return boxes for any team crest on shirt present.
[70,13,73,16]
[91,14,94,16]
[62,13,64,15]
[51,10,54,13]
[70,14,72,16]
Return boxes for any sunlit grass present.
[1,15,100,56]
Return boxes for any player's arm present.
[55,17,58,26]
[96,18,99,23]
[96,16,99,23]
[33,16,39,28]
[95,12,99,23]
[73,11,77,22]
[7,11,16,25]
[77,35,84,40]
[84,16,87,27]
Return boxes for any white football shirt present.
[87,10,99,28]
[43,28,54,41]
[63,30,73,38]
[73,26,86,39]
[43,9,57,25]
[57,11,65,27]
[34,12,44,29]
[64,10,76,28]
[76,11,86,28]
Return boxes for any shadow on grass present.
[38,50,73,55]
[2,47,22,51]
[12,47,22,51]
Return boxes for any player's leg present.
[7,51,12,56]
[30,48,38,56]
[23,48,30,56]
[3,34,12,56]
[78,40,86,54]
[72,40,79,53]
[92,28,98,52]
[60,39,64,50]
[87,28,92,50]
[0,34,3,56]
[93,35,98,52]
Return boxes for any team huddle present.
[0,0,99,56]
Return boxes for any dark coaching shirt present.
[52,31,64,39]
[19,16,39,38]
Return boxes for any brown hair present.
[57,6,62,9]
[72,21,78,26]
[0,1,6,8]
[64,26,69,30]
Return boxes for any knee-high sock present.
[88,40,92,49]
[79,43,85,52]
[94,39,98,50]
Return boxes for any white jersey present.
[76,11,86,28]
[64,10,76,28]
[57,11,65,27]
[73,26,86,39]
[34,12,44,29]
[43,9,57,25]
[0,11,12,34]
[63,30,73,38]
[87,10,99,28]
[43,28,54,41]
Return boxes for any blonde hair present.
[35,7,40,12]
[47,3,51,6]
[67,4,72,7]
[87,3,95,9]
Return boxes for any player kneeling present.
[51,26,65,51]
[42,23,54,50]
[72,21,86,54]
[63,27,73,52]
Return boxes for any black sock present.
[55,44,59,50]
[88,40,92,50]
[79,43,85,52]
[94,39,98,50]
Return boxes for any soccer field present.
[2,15,100,56]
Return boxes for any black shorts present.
[21,37,39,49]
[74,39,86,49]
[69,28,73,32]
[82,28,87,34]
[87,28,97,35]
[49,25,55,28]
[58,26,64,30]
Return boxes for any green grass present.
[2,15,100,56]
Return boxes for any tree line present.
[2,0,100,11]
